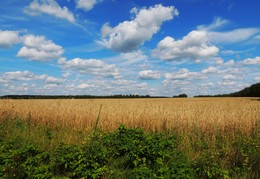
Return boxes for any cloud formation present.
[153,30,219,61]
[76,0,98,11]
[165,68,205,80]
[197,17,259,44]
[0,30,21,48]
[240,56,260,65]
[202,66,218,74]
[1,70,63,84]
[2,71,35,81]
[17,35,64,61]
[120,50,147,64]
[77,83,95,89]
[101,4,178,52]
[45,76,64,84]
[208,28,259,44]
[223,59,235,66]
[25,0,75,23]
[58,58,121,78]
[223,74,237,80]
[197,17,229,31]
[139,70,160,80]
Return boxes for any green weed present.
[0,118,259,178]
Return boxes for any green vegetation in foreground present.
[0,117,259,178]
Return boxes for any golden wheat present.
[1,98,259,136]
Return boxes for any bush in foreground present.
[0,125,194,178]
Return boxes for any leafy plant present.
[102,125,195,178]
[1,144,52,178]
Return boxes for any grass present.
[0,97,259,178]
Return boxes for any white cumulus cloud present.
[45,76,64,84]
[223,59,235,66]
[101,4,178,52]
[165,68,205,80]
[139,70,160,80]
[77,83,95,89]
[17,35,64,61]
[25,0,75,23]
[217,81,236,86]
[119,50,147,64]
[1,70,63,84]
[58,58,121,78]
[223,74,237,80]
[76,0,98,11]
[0,30,21,48]
[3,71,34,81]
[215,58,224,65]
[202,66,218,74]
[153,30,219,61]
[239,56,260,65]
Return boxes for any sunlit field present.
[1,97,259,133]
[1,97,259,178]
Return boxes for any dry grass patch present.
[1,98,259,134]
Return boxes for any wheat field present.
[1,97,260,173]
[1,97,259,135]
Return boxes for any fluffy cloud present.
[77,83,95,89]
[1,70,63,84]
[239,56,260,65]
[223,59,235,66]
[2,71,34,81]
[25,0,75,23]
[56,79,150,95]
[110,80,148,93]
[220,67,244,75]
[217,81,236,86]
[215,58,224,65]
[120,50,147,64]
[104,50,147,66]
[0,71,65,95]
[202,66,218,74]
[139,70,160,80]
[0,30,21,48]
[153,30,219,61]
[76,0,98,11]
[17,35,64,61]
[0,78,8,83]
[45,76,64,84]
[101,4,178,52]
[58,58,121,78]
[165,68,205,80]
[223,74,237,80]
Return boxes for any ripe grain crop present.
[1,97,259,135]
[1,97,259,177]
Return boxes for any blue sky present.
[0,0,259,96]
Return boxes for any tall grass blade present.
[93,104,102,137]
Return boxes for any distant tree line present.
[194,83,260,98]
[1,83,259,99]
[0,94,170,99]
[172,94,188,98]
